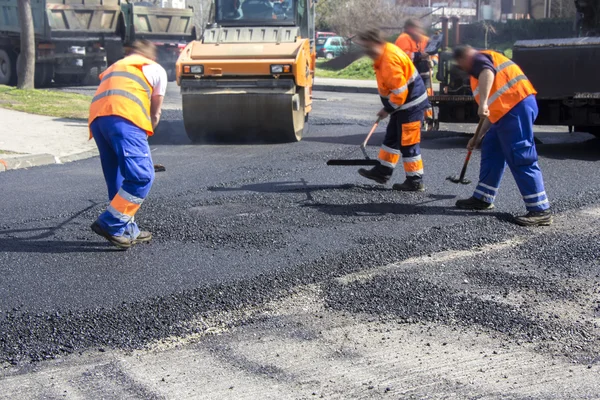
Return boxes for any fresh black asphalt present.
[0,88,599,364]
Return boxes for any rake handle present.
[361,117,383,149]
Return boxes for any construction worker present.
[355,28,429,191]
[89,40,167,249]
[395,18,434,126]
[453,45,552,226]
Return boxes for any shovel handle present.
[458,150,472,181]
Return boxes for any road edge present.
[0,148,98,173]
[313,84,378,94]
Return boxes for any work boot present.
[455,196,495,210]
[132,230,153,245]
[392,178,425,192]
[91,221,132,250]
[358,165,391,184]
[514,210,553,227]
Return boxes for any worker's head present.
[453,44,477,71]
[355,28,386,61]
[404,18,424,36]
[130,39,158,61]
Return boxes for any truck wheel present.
[0,48,17,86]
[34,64,54,88]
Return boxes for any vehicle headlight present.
[271,64,291,74]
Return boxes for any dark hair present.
[453,44,473,60]
[131,39,157,61]
[356,28,386,45]
[404,18,422,30]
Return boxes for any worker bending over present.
[88,40,167,248]
[453,45,552,226]
[395,18,435,127]
[356,29,429,191]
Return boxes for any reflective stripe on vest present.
[88,55,155,136]
[470,51,536,123]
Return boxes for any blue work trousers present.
[473,95,550,212]
[91,116,155,238]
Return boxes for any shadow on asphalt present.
[0,202,117,253]
[305,202,513,221]
[536,138,600,161]
[0,239,116,253]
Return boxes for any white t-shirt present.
[142,64,168,97]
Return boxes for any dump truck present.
[175,0,316,143]
[0,0,121,86]
[512,0,600,136]
[106,1,197,81]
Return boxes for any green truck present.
[0,0,196,87]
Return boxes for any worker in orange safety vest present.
[395,18,435,127]
[355,29,430,192]
[88,40,167,249]
[453,45,552,226]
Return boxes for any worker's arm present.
[150,95,164,130]
[467,117,491,151]
[385,60,409,109]
[143,63,168,131]
[477,69,494,118]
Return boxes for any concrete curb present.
[0,148,98,173]
[313,84,378,95]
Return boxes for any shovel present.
[326,117,382,166]
[446,118,485,185]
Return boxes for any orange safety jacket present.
[88,54,156,137]
[394,32,428,60]
[374,42,428,112]
[470,50,537,124]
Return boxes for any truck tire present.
[0,48,17,86]
[35,64,54,88]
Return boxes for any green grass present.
[0,85,91,119]
[315,57,376,80]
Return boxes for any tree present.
[316,0,406,38]
[17,0,35,89]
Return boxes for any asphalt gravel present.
[1,85,599,367]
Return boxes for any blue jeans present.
[473,95,550,212]
[91,116,154,238]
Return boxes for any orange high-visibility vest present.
[89,54,156,136]
[374,42,428,111]
[470,50,537,124]
[394,33,428,60]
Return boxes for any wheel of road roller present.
[182,90,307,143]
[0,48,17,86]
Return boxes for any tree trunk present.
[17,0,35,89]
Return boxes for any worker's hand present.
[467,134,483,151]
[377,108,389,120]
[478,103,490,118]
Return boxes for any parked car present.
[317,36,348,59]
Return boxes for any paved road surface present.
[1,84,599,398]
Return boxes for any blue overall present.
[473,95,550,212]
[91,116,155,239]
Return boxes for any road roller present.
[176,0,316,143]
